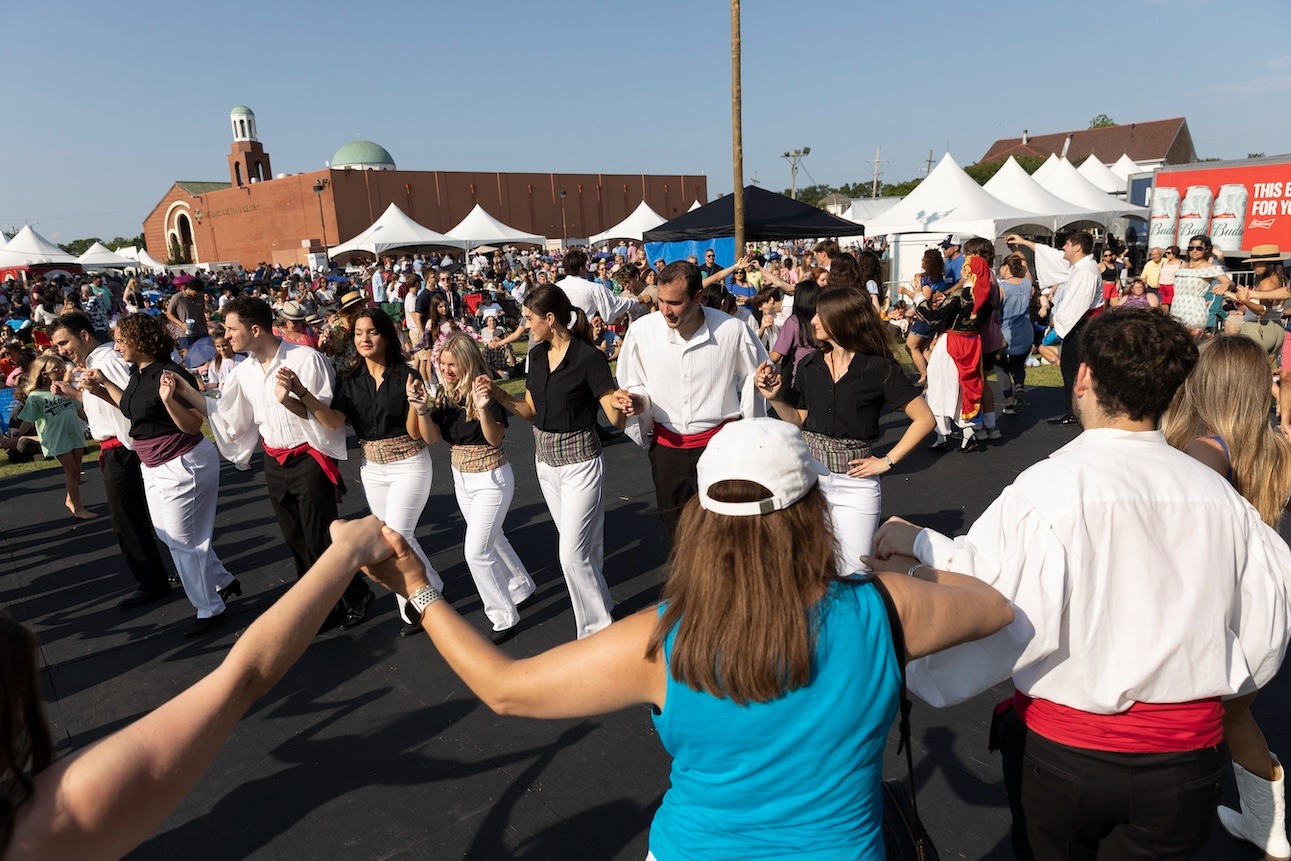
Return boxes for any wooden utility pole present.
[870,146,882,198]
[731,0,744,256]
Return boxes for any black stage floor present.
[0,385,1281,859]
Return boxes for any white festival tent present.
[1077,157,1127,194]
[112,245,168,272]
[1035,159,1148,223]
[983,157,1102,232]
[688,200,702,212]
[1110,153,1144,182]
[0,225,79,265]
[859,153,1043,239]
[328,203,466,258]
[589,200,666,244]
[1031,154,1063,184]
[78,241,139,269]
[445,204,546,249]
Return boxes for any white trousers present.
[818,470,882,576]
[452,463,535,631]
[535,455,613,638]
[361,447,443,621]
[141,439,233,619]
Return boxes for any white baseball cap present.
[697,418,826,517]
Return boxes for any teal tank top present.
[649,580,900,860]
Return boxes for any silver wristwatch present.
[405,583,443,624]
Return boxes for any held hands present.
[753,360,782,400]
[158,370,177,403]
[847,456,892,479]
[870,515,923,565]
[361,526,430,599]
[406,377,428,412]
[81,367,107,396]
[611,388,643,416]
[51,380,81,400]
[275,368,304,404]
[329,516,397,572]
[471,375,492,410]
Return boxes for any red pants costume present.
[945,331,983,422]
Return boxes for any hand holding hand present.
[754,360,782,400]
[406,376,427,410]
[159,370,176,403]
[329,516,397,571]
[51,380,81,400]
[871,515,923,563]
[471,375,492,410]
[81,367,106,395]
[362,526,431,599]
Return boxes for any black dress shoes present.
[118,588,171,610]
[1046,413,1078,425]
[184,612,225,638]
[399,619,422,637]
[489,625,518,645]
[337,591,374,631]
[217,578,242,602]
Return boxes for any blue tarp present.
[643,237,737,269]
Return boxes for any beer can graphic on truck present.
[1176,185,1214,243]
[1149,186,1180,249]
[1210,184,1249,252]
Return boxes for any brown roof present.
[980,118,1196,166]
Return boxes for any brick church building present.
[142,106,707,268]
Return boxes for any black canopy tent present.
[643,185,864,243]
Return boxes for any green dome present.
[331,139,396,169]
[230,104,255,116]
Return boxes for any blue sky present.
[3,0,1288,243]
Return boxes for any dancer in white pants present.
[755,288,933,574]
[413,333,534,643]
[489,285,630,639]
[84,314,236,637]
[282,306,443,636]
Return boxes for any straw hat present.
[338,289,366,311]
[1247,245,1290,264]
[280,300,307,322]
[305,313,323,328]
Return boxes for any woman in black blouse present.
[82,314,238,636]
[416,332,535,644]
[487,285,629,639]
[282,307,444,636]
[755,287,934,573]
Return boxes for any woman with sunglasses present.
[1171,235,1233,337]
[1158,245,1181,313]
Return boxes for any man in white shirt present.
[872,308,1291,859]
[555,247,638,326]
[170,296,374,630]
[1005,231,1103,425]
[616,261,768,536]
[50,312,174,609]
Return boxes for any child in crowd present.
[16,354,96,519]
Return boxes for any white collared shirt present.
[556,275,637,324]
[84,342,135,448]
[1034,243,1103,338]
[207,340,346,468]
[617,306,768,444]
[906,428,1291,713]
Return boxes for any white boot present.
[1218,754,1291,861]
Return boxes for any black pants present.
[648,443,705,539]
[101,445,171,593]
[996,710,1224,860]
[1059,317,1089,415]
[262,453,371,608]
[993,351,1028,397]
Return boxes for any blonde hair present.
[20,354,66,400]
[1162,335,1291,526]
[434,332,490,422]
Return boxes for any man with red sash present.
[871,309,1291,859]
[171,296,374,630]
[615,260,768,537]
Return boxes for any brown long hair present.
[0,611,54,854]
[646,481,842,705]
[815,287,895,360]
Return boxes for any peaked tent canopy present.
[687,200,702,212]
[1077,157,1127,194]
[1110,153,1144,182]
[1031,154,1063,184]
[1036,159,1148,221]
[78,241,139,269]
[983,157,1102,231]
[589,201,666,244]
[329,203,467,258]
[0,226,78,265]
[445,204,546,248]
[644,185,863,243]
[860,154,1041,239]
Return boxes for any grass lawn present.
[0,342,1061,483]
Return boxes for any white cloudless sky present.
[3,0,1288,242]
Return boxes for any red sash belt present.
[653,418,734,450]
[261,441,342,487]
[1013,690,1222,754]
[98,436,124,471]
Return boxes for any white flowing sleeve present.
[292,350,347,460]
[615,325,654,449]
[207,370,259,470]
[1051,261,1102,339]
[1032,243,1072,290]
[905,488,1069,707]
[736,323,770,419]
[596,285,638,324]
[1230,508,1291,695]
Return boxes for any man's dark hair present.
[1081,308,1197,422]
[658,261,702,297]
[562,248,588,277]
[223,296,274,331]
[1065,230,1094,255]
[49,311,96,340]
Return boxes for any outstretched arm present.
[7,518,395,861]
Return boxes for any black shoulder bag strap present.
[864,574,921,823]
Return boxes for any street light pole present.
[781,147,811,199]
[313,178,329,249]
[559,190,568,246]
[731,0,744,256]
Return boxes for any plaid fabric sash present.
[360,434,426,465]
[801,429,871,474]
[451,443,508,473]
[533,427,600,467]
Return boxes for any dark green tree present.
[58,237,103,256]
[1089,114,1117,128]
